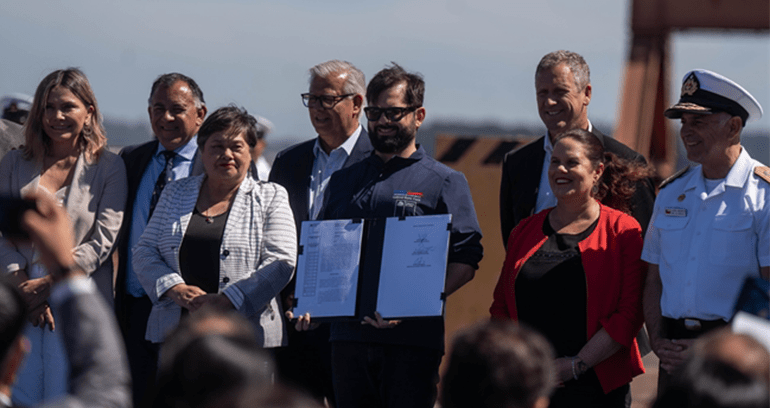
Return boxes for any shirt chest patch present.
[393,190,423,206]
[392,190,423,216]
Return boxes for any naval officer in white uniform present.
[642,69,770,389]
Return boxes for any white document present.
[376,214,452,318]
[294,219,364,318]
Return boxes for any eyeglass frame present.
[363,106,421,122]
[300,93,355,109]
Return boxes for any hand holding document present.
[293,215,452,322]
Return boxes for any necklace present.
[198,206,227,224]
[198,180,237,224]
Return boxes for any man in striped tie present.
[115,73,207,407]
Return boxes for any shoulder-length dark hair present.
[553,128,654,215]
[23,68,107,162]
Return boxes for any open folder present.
[293,214,452,322]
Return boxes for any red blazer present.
[490,204,645,393]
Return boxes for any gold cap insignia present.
[682,72,699,96]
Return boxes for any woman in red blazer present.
[491,128,650,408]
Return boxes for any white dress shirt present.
[308,125,362,220]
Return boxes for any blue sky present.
[1,0,767,143]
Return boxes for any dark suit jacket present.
[268,129,373,297]
[114,140,202,328]
[499,128,655,248]
[115,140,158,329]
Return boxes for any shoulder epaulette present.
[659,166,690,190]
[755,166,770,184]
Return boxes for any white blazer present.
[133,174,296,347]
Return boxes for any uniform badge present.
[664,207,687,217]
[682,72,699,96]
[677,194,685,202]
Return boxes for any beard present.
[368,123,416,155]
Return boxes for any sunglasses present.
[363,106,420,122]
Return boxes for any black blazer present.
[499,128,655,248]
[268,129,373,299]
[115,140,158,329]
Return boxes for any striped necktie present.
[149,150,176,218]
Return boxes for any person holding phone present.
[0,68,127,405]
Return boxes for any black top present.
[516,214,598,357]
[179,207,230,295]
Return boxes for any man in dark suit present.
[115,73,207,406]
[500,50,655,248]
[269,59,372,407]
[0,191,130,408]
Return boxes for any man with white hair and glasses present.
[269,59,373,406]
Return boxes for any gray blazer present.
[0,150,127,304]
[133,174,297,347]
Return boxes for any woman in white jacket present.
[133,106,296,348]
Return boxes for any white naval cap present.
[253,115,274,139]
[664,69,763,126]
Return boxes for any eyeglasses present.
[301,93,354,109]
[363,106,420,122]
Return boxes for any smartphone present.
[0,196,36,239]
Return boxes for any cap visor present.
[664,102,713,119]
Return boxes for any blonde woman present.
[0,68,127,405]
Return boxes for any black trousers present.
[122,295,160,407]
[331,341,442,408]
[657,317,728,392]
[274,324,336,407]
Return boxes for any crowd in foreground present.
[0,49,768,408]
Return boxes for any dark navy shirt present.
[321,145,483,351]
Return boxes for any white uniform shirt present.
[642,148,770,321]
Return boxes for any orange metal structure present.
[614,0,769,178]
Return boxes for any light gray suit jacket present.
[0,150,127,304]
[133,174,297,347]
